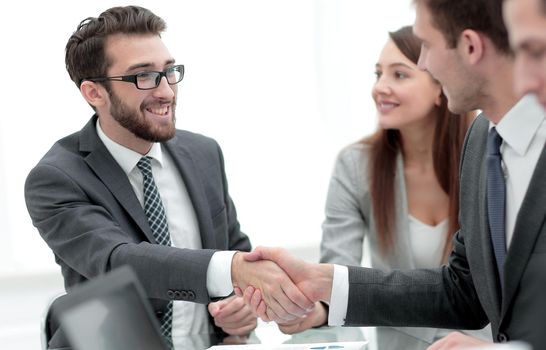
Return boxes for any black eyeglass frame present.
[83,64,184,90]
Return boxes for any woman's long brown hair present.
[365,26,472,262]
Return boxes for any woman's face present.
[372,39,442,130]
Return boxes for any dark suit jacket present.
[25,115,251,346]
[343,115,546,349]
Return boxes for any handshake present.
[230,247,334,332]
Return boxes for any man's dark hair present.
[65,5,166,88]
[418,0,511,54]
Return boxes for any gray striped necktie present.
[486,127,506,288]
[136,156,173,339]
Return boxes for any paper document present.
[207,340,367,350]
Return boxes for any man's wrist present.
[231,251,243,287]
[312,301,329,328]
[317,263,334,302]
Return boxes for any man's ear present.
[434,89,443,107]
[458,29,485,65]
[80,81,108,108]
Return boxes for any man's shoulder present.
[170,129,221,152]
[468,113,489,136]
[461,113,489,155]
[35,115,98,164]
[173,129,217,145]
[166,129,226,165]
[459,114,489,190]
[35,130,84,166]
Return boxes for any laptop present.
[55,265,168,350]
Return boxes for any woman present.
[270,26,490,349]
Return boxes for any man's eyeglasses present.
[84,64,184,90]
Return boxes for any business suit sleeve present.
[342,121,490,330]
[25,161,216,304]
[25,128,249,306]
[320,145,369,266]
[108,138,250,302]
[344,228,488,329]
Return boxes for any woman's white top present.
[408,215,448,269]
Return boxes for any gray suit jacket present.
[321,143,490,349]
[343,115,546,349]
[25,115,251,344]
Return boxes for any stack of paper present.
[207,340,368,350]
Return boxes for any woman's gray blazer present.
[320,143,491,349]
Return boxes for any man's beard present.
[109,91,176,142]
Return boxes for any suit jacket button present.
[181,290,189,299]
[156,310,164,318]
[497,332,508,342]
[174,290,182,299]
[167,290,175,299]
[188,291,195,300]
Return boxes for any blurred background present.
[0,0,413,347]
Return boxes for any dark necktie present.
[486,127,507,288]
[136,156,173,339]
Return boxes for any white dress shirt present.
[328,94,546,326]
[96,121,236,335]
[495,94,546,247]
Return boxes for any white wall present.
[0,0,414,276]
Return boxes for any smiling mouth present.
[145,105,170,116]
[377,102,399,112]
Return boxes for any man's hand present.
[427,332,491,350]
[235,285,270,322]
[244,247,334,303]
[237,286,328,331]
[231,252,315,322]
[277,301,328,334]
[208,295,257,336]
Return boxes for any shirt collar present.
[96,119,164,175]
[491,94,545,156]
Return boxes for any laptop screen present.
[57,266,168,350]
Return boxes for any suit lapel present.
[163,139,216,250]
[502,144,546,318]
[476,120,503,318]
[79,117,217,249]
[79,117,156,243]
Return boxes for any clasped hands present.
[231,247,333,332]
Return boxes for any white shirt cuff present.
[206,250,237,297]
[328,264,349,326]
